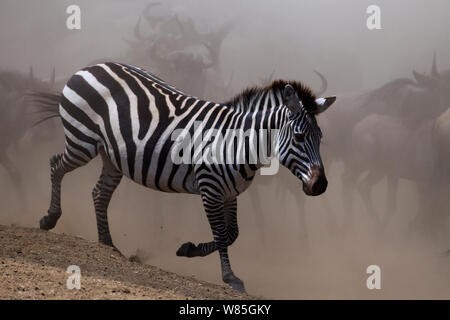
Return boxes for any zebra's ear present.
[283,84,302,114]
[312,96,336,114]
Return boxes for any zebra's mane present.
[224,79,317,112]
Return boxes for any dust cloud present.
[0,0,449,298]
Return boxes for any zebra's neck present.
[226,88,289,131]
[223,89,289,172]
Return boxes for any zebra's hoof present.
[176,242,198,257]
[223,273,246,293]
[110,245,125,257]
[39,215,58,230]
[99,236,114,248]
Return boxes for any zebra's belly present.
[142,163,199,194]
[102,140,255,197]
[102,143,199,194]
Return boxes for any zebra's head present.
[278,84,336,196]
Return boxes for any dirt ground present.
[0,224,254,300]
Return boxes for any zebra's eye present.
[293,132,305,144]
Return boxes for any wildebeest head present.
[411,54,450,118]
[126,4,233,98]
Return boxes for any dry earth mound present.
[0,225,253,300]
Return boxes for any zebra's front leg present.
[177,196,245,292]
[208,196,244,292]
[176,198,239,257]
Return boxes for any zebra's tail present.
[26,91,62,127]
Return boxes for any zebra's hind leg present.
[92,148,122,248]
[40,150,93,230]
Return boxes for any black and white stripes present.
[36,62,335,292]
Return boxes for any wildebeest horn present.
[29,66,34,82]
[143,2,161,24]
[314,70,328,96]
[259,70,275,87]
[134,17,144,39]
[202,22,234,68]
[268,70,275,82]
[201,42,216,68]
[134,17,152,41]
[204,22,233,50]
[123,38,141,47]
[176,16,200,44]
[174,14,184,35]
[431,51,440,78]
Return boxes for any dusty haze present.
[0,0,449,298]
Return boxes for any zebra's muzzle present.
[302,166,328,196]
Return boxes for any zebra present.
[32,62,336,292]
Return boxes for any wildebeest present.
[432,108,450,246]
[319,55,449,234]
[124,3,233,100]
[0,68,56,195]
